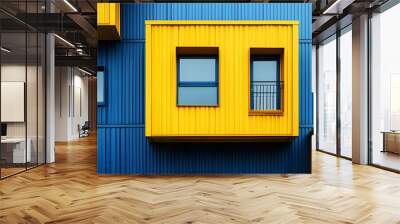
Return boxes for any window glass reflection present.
[371,4,400,171]
[318,36,337,154]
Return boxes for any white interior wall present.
[1,65,37,138]
[55,66,69,141]
[1,82,25,122]
[1,65,26,139]
[55,67,89,141]
[71,72,89,138]
[1,64,45,163]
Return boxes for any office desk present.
[1,138,31,163]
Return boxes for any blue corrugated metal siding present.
[121,3,312,40]
[98,3,313,174]
[299,42,313,127]
[98,127,312,174]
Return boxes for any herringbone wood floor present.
[1,135,400,224]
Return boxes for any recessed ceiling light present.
[54,34,75,48]
[78,67,93,76]
[63,0,78,12]
[1,47,11,53]
[322,0,354,15]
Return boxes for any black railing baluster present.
[250,81,282,111]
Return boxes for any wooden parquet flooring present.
[1,135,400,224]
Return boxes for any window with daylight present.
[97,66,106,106]
[177,48,218,106]
[250,54,282,112]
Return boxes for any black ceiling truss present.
[0,1,97,70]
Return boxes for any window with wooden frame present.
[249,48,284,115]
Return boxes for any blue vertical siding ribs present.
[98,3,313,174]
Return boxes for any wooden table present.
[382,131,400,154]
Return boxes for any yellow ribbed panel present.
[97,3,120,40]
[145,21,299,138]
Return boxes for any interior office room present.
[0,0,96,179]
[315,1,400,172]
[370,4,400,171]
[0,0,400,223]
[0,6,46,178]
[54,66,95,142]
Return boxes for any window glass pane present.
[1,31,27,177]
[97,71,105,104]
[251,82,281,110]
[391,76,400,115]
[253,60,278,81]
[179,58,216,82]
[318,36,337,154]
[251,58,280,110]
[178,87,217,106]
[371,4,400,171]
[340,28,352,158]
[27,31,38,169]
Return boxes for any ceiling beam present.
[67,13,97,40]
[55,55,96,70]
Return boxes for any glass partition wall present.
[0,2,46,179]
[317,35,337,155]
[316,26,352,159]
[1,31,27,177]
[339,27,352,159]
[370,4,400,171]
[316,4,400,171]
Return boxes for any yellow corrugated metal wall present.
[97,3,120,40]
[146,21,299,138]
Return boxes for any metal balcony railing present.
[250,81,283,111]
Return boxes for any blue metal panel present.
[97,128,105,173]
[98,3,313,174]
[97,42,145,125]
[120,3,312,41]
[299,42,313,127]
[97,127,312,174]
